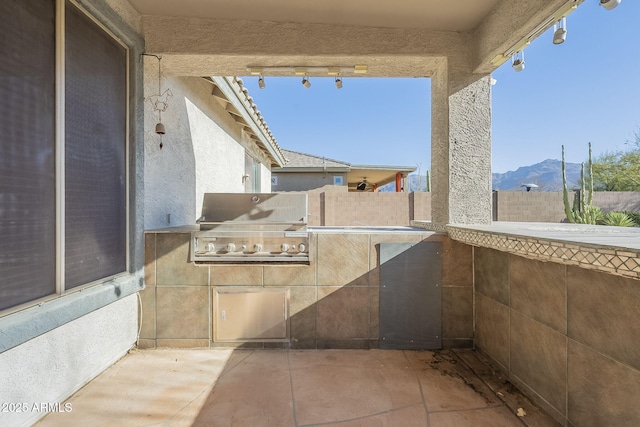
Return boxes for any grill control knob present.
[205,243,215,252]
[298,243,307,252]
[253,243,263,252]
[227,243,236,252]
[281,243,290,252]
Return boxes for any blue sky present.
[243,1,639,174]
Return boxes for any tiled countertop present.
[412,221,640,280]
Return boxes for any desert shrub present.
[601,211,635,227]
[622,211,640,227]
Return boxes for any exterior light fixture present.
[335,77,343,89]
[302,76,311,88]
[599,0,621,10]
[246,65,367,76]
[490,0,583,68]
[553,17,567,44]
[512,51,525,72]
[258,75,265,89]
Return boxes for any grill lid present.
[198,193,307,228]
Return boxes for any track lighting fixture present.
[491,0,582,68]
[258,75,265,89]
[553,17,567,44]
[335,77,343,89]
[247,65,367,76]
[599,0,621,10]
[512,51,525,72]
[302,76,311,88]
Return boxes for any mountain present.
[379,159,582,192]
[492,159,581,191]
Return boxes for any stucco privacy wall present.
[0,295,137,427]
[0,1,145,425]
[593,191,640,213]
[291,191,431,226]
[493,191,640,222]
[143,69,273,229]
[493,191,567,222]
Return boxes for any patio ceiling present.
[128,0,501,32]
[128,0,580,83]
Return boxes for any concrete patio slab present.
[36,348,559,427]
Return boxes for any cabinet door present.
[379,242,441,349]
[215,288,288,342]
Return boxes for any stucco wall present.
[144,71,273,229]
[493,191,566,222]
[312,192,431,226]
[493,191,640,222]
[593,192,640,213]
[0,295,137,427]
[271,190,430,226]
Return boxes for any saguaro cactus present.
[562,143,599,224]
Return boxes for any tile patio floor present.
[37,348,559,427]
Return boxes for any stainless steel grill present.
[190,193,310,263]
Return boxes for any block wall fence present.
[289,190,640,227]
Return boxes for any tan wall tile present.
[156,233,208,286]
[136,338,156,349]
[475,247,509,305]
[476,293,510,370]
[317,234,369,286]
[510,256,567,334]
[138,287,156,339]
[264,264,315,286]
[289,287,317,318]
[442,287,473,339]
[156,286,210,339]
[316,287,369,339]
[144,233,156,286]
[441,237,472,287]
[568,266,640,371]
[291,315,316,343]
[210,265,263,286]
[510,311,567,414]
[316,339,372,349]
[369,286,379,339]
[156,339,210,348]
[568,339,640,427]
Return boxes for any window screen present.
[0,0,57,310]
[65,2,127,288]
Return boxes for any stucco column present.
[431,63,492,226]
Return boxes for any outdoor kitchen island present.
[139,226,474,350]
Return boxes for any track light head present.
[512,51,525,72]
[258,75,265,89]
[302,77,311,88]
[512,59,525,72]
[335,77,343,89]
[553,27,567,44]
[599,0,621,11]
[553,17,567,45]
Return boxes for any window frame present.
[0,0,130,317]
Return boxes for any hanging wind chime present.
[143,54,173,149]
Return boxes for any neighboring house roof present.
[277,149,350,171]
[204,76,286,167]
[273,149,416,190]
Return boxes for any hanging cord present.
[142,54,166,148]
[157,55,162,125]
